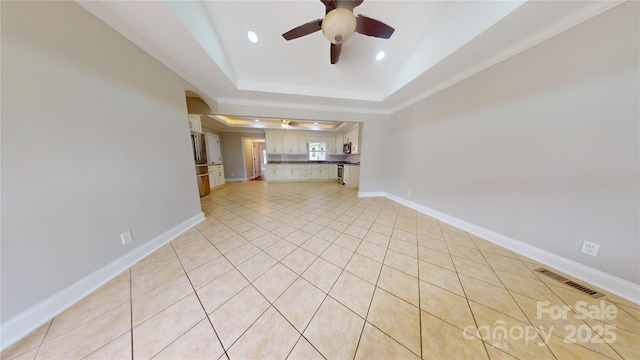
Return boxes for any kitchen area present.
[188,104,362,195]
[263,123,361,188]
[190,114,225,197]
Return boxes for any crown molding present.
[218,1,623,117]
[216,97,391,116]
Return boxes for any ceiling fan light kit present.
[322,8,356,44]
[282,0,394,65]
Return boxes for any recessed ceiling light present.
[376,50,385,61]
[314,122,318,124]
[247,30,258,44]
[254,119,260,122]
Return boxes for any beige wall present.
[1,0,201,325]
[382,2,639,284]
[219,132,265,180]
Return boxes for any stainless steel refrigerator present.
[191,131,210,196]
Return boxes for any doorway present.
[241,138,266,181]
[252,141,266,180]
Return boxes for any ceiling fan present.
[282,0,395,64]
[280,119,299,129]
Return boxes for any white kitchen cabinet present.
[343,165,360,188]
[332,133,343,155]
[292,165,302,179]
[275,164,302,180]
[290,165,301,179]
[311,164,330,180]
[300,164,311,180]
[265,131,283,154]
[265,163,347,182]
[343,124,360,154]
[265,164,277,180]
[283,133,304,154]
[275,165,290,180]
[330,164,338,179]
[208,165,225,188]
[298,135,308,154]
[188,115,202,133]
[206,133,222,165]
[264,129,363,155]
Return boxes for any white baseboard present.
[358,191,385,197]
[0,212,205,351]
[225,178,248,182]
[382,192,640,305]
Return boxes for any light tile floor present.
[3,181,639,359]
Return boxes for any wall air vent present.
[534,268,604,298]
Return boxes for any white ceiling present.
[78,0,619,131]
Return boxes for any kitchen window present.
[308,142,326,161]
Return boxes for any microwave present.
[343,142,352,154]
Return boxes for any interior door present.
[253,142,262,178]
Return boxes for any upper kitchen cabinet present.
[188,115,203,133]
[298,135,308,154]
[265,131,307,154]
[265,131,283,154]
[264,125,361,155]
[283,132,305,154]
[343,124,360,154]
[332,133,343,155]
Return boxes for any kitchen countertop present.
[267,161,360,165]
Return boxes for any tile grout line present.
[414,216,424,360]
[203,218,311,356]
[325,205,379,360]
[352,211,417,359]
[169,233,230,360]
[129,268,134,360]
[271,199,365,357]
[32,314,54,360]
[437,221,493,360]
[471,232,563,360]
[195,220,275,343]
[267,200,377,358]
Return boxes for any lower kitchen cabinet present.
[311,164,330,180]
[343,165,360,188]
[208,165,225,188]
[300,164,311,180]
[265,164,277,180]
[265,163,339,182]
[276,164,300,180]
[330,164,338,180]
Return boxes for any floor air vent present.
[534,268,604,298]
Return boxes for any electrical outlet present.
[407,190,412,196]
[580,241,600,256]
[121,230,133,245]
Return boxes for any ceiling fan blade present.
[336,0,364,11]
[330,43,342,64]
[356,15,394,39]
[321,0,336,13]
[282,19,323,40]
